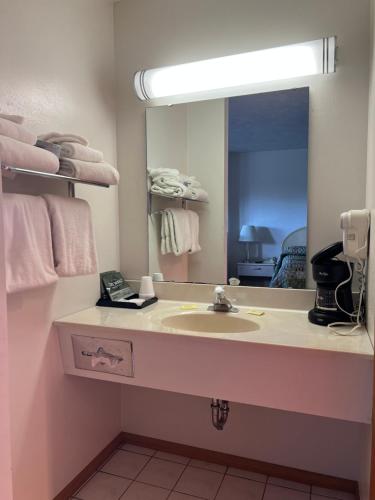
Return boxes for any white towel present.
[60,142,104,163]
[160,209,200,256]
[148,167,179,178]
[0,135,59,173]
[43,195,98,277]
[3,194,58,293]
[0,113,25,125]
[188,211,201,254]
[168,209,191,256]
[59,158,119,185]
[38,132,89,146]
[180,175,201,188]
[150,183,186,197]
[185,187,209,202]
[0,116,36,145]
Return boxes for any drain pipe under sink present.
[211,399,230,430]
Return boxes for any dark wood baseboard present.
[54,431,359,499]
[123,432,358,495]
[53,433,124,500]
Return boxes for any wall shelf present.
[1,165,110,189]
[149,191,209,204]
[148,191,209,214]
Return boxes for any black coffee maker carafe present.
[308,242,354,326]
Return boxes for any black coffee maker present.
[308,242,354,326]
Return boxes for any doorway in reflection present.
[227,88,309,288]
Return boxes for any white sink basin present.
[161,311,259,333]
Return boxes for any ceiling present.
[228,87,309,153]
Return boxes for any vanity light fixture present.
[134,37,336,102]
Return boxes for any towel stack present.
[148,167,208,202]
[160,208,201,256]
[0,114,59,174]
[4,193,98,293]
[38,132,120,185]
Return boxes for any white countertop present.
[55,300,374,359]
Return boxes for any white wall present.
[147,105,189,281]
[115,0,371,485]
[360,0,375,498]
[115,0,370,282]
[122,385,366,480]
[187,99,227,284]
[147,100,227,284]
[0,1,122,499]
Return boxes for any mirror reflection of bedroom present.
[227,88,309,288]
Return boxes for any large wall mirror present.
[146,87,309,289]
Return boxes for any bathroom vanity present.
[55,299,373,425]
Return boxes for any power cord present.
[328,232,369,336]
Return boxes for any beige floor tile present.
[268,477,310,492]
[154,451,190,464]
[120,481,170,500]
[75,472,131,500]
[227,467,267,483]
[312,486,356,500]
[264,484,310,500]
[216,475,265,500]
[174,466,223,499]
[120,443,156,456]
[136,457,186,489]
[101,450,150,479]
[189,459,226,473]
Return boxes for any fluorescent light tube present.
[134,37,336,102]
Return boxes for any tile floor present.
[71,442,357,500]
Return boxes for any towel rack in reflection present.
[1,165,110,198]
[147,191,208,215]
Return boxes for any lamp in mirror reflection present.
[239,225,275,262]
[239,225,258,262]
[134,37,336,102]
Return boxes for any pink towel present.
[59,158,119,185]
[3,194,58,293]
[60,142,104,163]
[43,195,98,277]
[0,135,59,173]
[0,116,36,145]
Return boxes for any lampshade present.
[239,225,258,242]
[134,37,336,102]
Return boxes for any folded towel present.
[168,209,191,256]
[150,183,186,197]
[160,208,201,256]
[185,187,209,202]
[0,135,59,173]
[180,175,201,188]
[38,132,89,146]
[148,167,180,178]
[152,175,188,190]
[187,210,201,254]
[3,194,58,293]
[58,158,119,185]
[0,113,24,125]
[43,195,98,277]
[160,211,169,255]
[0,117,36,145]
[60,142,104,163]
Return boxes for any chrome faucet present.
[208,286,238,313]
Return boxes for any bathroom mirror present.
[146,87,309,288]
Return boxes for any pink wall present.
[1,1,122,498]
[0,178,14,500]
